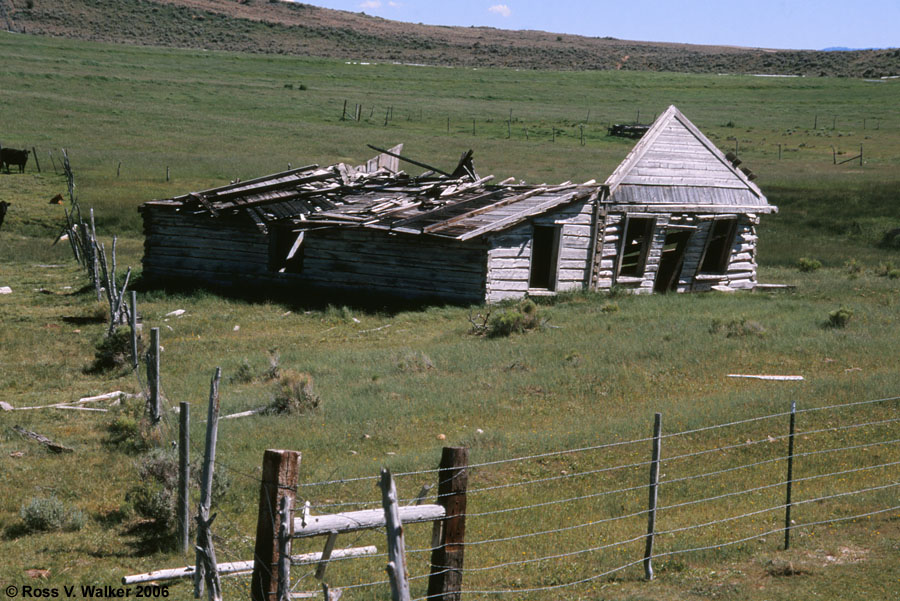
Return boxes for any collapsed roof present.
[144,146,598,241]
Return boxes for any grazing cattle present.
[0,201,9,231]
[1,148,30,173]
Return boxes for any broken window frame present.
[698,218,738,274]
[528,223,562,291]
[269,227,305,274]
[616,215,657,280]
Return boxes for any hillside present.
[4,0,899,77]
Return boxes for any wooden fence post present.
[644,412,662,580]
[381,468,411,601]
[130,291,138,369]
[195,368,222,601]
[32,147,40,173]
[427,447,468,601]
[276,496,293,601]
[147,327,160,424]
[251,449,301,601]
[784,401,797,550]
[178,401,190,555]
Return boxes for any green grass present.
[1,32,899,600]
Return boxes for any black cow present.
[0,201,9,232]
[1,148,30,173]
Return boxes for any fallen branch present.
[13,425,74,453]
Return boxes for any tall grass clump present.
[267,370,321,415]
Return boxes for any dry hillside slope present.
[4,0,899,76]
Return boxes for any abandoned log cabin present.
[140,106,776,304]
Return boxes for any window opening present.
[618,217,656,278]
[699,219,738,273]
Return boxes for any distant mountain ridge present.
[5,0,899,77]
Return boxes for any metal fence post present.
[644,412,662,580]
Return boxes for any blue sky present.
[297,1,899,50]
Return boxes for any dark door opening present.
[529,225,560,290]
[654,230,692,293]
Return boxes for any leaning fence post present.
[427,447,468,601]
[784,401,797,550]
[644,412,662,580]
[147,327,160,424]
[381,468,411,601]
[250,449,301,601]
[178,401,191,555]
[195,368,222,601]
[32,147,41,173]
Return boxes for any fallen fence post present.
[381,468,411,601]
[178,401,191,555]
[644,412,662,580]
[251,449,301,601]
[195,368,222,601]
[427,447,468,601]
[784,401,797,550]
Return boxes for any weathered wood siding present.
[142,209,270,288]
[484,198,594,303]
[142,207,487,304]
[299,229,487,304]
[592,212,759,293]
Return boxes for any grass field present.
[1,32,899,600]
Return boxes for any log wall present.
[484,198,593,303]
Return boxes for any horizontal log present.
[294,505,445,538]
[122,546,377,584]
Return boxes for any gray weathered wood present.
[123,547,377,584]
[147,328,160,424]
[12,425,73,453]
[784,401,797,550]
[294,505,445,538]
[277,496,293,601]
[130,291,138,369]
[178,402,190,555]
[195,368,222,601]
[381,469,411,601]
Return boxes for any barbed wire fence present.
[123,392,898,599]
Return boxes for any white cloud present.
[488,4,512,18]
[359,0,382,9]
[388,1,402,6]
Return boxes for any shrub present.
[267,370,320,415]
[86,329,140,374]
[487,299,547,337]
[127,448,230,535]
[230,358,256,384]
[827,306,853,329]
[875,261,900,279]
[797,257,822,272]
[105,395,157,453]
[20,496,85,533]
[844,258,863,276]
[709,317,765,338]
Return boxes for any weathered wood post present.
[178,401,190,555]
[147,327,160,424]
[427,447,468,601]
[32,147,40,172]
[195,368,222,601]
[381,468,411,601]
[644,412,662,580]
[276,496,293,601]
[130,291,138,369]
[784,401,797,550]
[341,99,347,121]
[250,449,301,601]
